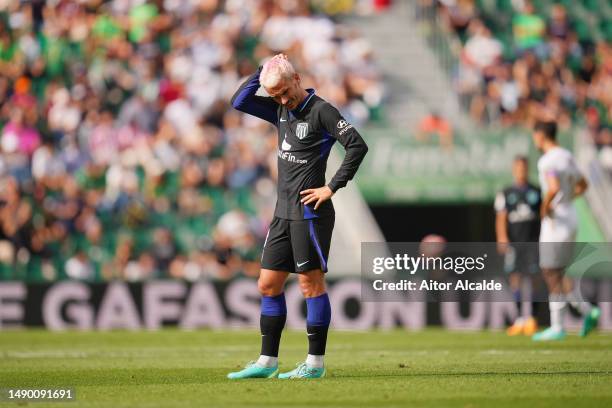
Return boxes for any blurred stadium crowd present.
[0,0,384,282]
[424,0,611,161]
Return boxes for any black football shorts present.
[260,215,334,273]
[504,243,540,274]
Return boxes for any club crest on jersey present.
[296,122,309,139]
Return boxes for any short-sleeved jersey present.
[494,183,541,242]
[537,146,581,215]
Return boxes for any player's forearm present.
[541,191,557,216]
[231,68,262,111]
[230,68,277,124]
[495,213,509,243]
[327,134,368,193]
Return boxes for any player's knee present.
[257,277,282,297]
[543,268,562,280]
[298,276,326,298]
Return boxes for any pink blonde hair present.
[260,56,296,88]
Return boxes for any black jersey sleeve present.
[230,66,278,125]
[319,103,368,193]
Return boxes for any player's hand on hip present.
[300,186,334,210]
[540,203,553,219]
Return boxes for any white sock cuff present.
[548,293,567,303]
[306,354,324,368]
[257,355,278,368]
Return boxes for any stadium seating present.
[0,0,382,282]
[430,0,611,136]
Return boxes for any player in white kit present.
[531,121,600,341]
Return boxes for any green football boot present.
[580,307,601,337]
[532,327,566,341]
[278,362,326,379]
[227,361,279,379]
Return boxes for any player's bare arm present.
[541,173,560,218]
[495,210,509,254]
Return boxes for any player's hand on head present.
[300,186,334,210]
[270,53,288,62]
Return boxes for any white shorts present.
[539,214,577,269]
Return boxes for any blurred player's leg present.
[533,267,566,341]
[506,247,538,336]
[579,307,601,337]
[507,279,539,336]
[518,272,539,336]
[507,272,526,336]
[563,277,601,337]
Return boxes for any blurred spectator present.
[151,227,177,271]
[463,20,502,74]
[373,0,392,13]
[433,0,611,135]
[416,111,453,149]
[598,129,612,175]
[439,0,477,42]
[547,3,572,41]
[65,251,95,281]
[512,1,546,56]
[0,177,32,270]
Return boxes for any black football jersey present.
[231,68,368,220]
[494,183,541,242]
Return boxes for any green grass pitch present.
[1,329,611,407]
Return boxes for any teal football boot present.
[227,361,279,379]
[278,362,326,379]
[580,306,601,337]
[532,327,566,341]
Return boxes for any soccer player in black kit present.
[226,54,368,379]
[494,156,541,336]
